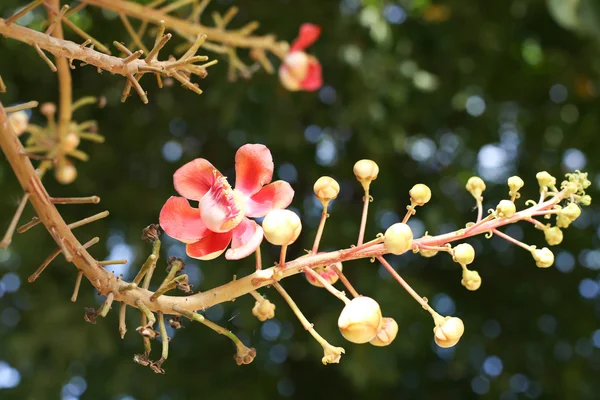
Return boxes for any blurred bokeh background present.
[2,0,600,398]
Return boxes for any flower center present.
[199,171,245,233]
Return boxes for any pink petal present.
[300,57,322,91]
[173,158,221,201]
[245,181,295,218]
[234,144,274,196]
[225,218,264,260]
[290,23,321,52]
[159,196,208,243]
[186,231,233,260]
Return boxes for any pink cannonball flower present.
[279,23,323,92]
[159,144,294,260]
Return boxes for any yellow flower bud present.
[581,195,592,206]
[496,200,516,218]
[338,297,383,344]
[433,316,464,348]
[453,243,475,265]
[461,269,481,291]
[409,184,432,206]
[560,203,581,221]
[62,132,81,152]
[55,163,77,185]
[252,299,276,322]
[384,223,413,255]
[370,317,399,347]
[313,176,340,206]
[531,247,554,268]
[508,176,524,197]
[353,159,379,192]
[536,171,556,188]
[563,182,578,195]
[544,226,563,246]
[466,176,486,200]
[420,248,438,258]
[306,261,342,287]
[8,110,29,136]
[262,209,302,246]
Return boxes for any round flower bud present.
[370,317,399,347]
[62,132,80,152]
[560,203,581,221]
[420,248,438,258]
[338,297,383,344]
[262,209,302,246]
[384,223,413,255]
[313,176,340,206]
[496,200,516,218]
[279,52,320,91]
[55,163,77,185]
[353,159,379,192]
[453,243,475,266]
[508,176,524,196]
[252,299,276,322]
[532,247,554,268]
[536,171,556,188]
[581,195,592,206]
[306,261,342,287]
[8,111,29,136]
[544,226,563,246]
[466,176,486,200]
[409,184,432,206]
[461,269,482,291]
[433,316,464,348]
[40,102,56,117]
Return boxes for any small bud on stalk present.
[262,209,302,246]
[338,297,383,344]
[433,316,464,348]
[384,223,413,255]
[370,317,399,347]
[353,159,379,192]
[313,176,340,207]
[453,243,475,266]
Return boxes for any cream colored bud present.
[8,111,29,136]
[409,184,432,206]
[252,299,276,322]
[420,248,438,258]
[453,243,475,266]
[461,269,482,291]
[338,297,383,344]
[544,226,563,246]
[384,223,413,255]
[62,132,80,152]
[353,159,379,191]
[560,203,581,221]
[433,316,464,348]
[536,171,556,188]
[508,176,524,196]
[262,209,302,246]
[313,176,340,206]
[370,317,399,347]
[496,200,516,218]
[306,262,342,287]
[55,163,77,185]
[532,247,554,268]
[466,176,486,200]
[40,102,56,116]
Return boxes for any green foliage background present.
[1,0,600,398]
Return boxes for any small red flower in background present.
[279,23,322,92]
[159,144,294,260]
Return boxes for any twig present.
[17,216,41,234]
[71,271,84,302]
[0,194,30,249]
[5,101,39,113]
[51,196,100,204]
[5,0,44,25]
[67,211,109,229]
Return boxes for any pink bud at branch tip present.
[279,23,322,92]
